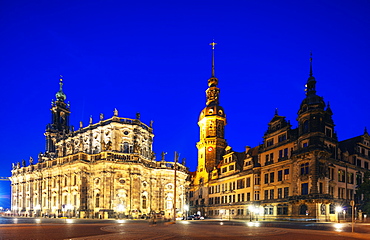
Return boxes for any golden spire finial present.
[209,41,217,77]
[209,41,217,50]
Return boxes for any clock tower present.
[196,42,227,183]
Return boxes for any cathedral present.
[189,44,370,222]
[10,79,188,219]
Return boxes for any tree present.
[356,171,370,214]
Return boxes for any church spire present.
[210,41,217,77]
[305,52,317,96]
[206,41,220,106]
[56,75,67,102]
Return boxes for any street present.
[0,217,369,239]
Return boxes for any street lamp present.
[34,204,41,217]
[335,206,343,223]
[249,205,257,221]
[117,204,125,219]
[184,204,189,220]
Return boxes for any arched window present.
[320,204,326,215]
[299,204,308,215]
[303,120,309,133]
[123,142,129,153]
[142,196,147,209]
[73,175,77,186]
[166,197,173,210]
[95,194,100,208]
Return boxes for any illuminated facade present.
[10,79,188,219]
[189,48,370,222]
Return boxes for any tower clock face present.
[207,146,213,152]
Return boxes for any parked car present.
[187,214,204,220]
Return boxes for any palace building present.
[10,79,188,219]
[189,44,370,222]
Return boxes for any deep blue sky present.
[0,0,369,208]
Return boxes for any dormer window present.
[278,134,287,142]
[267,139,274,147]
[229,164,234,171]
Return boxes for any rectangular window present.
[279,150,283,158]
[278,170,283,181]
[284,187,289,198]
[229,164,234,171]
[301,183,308,195]
[278,188,282,198]
[255,176,260,185]
[357,159,362,167]
[284,148,288,157]
[264,190,268,200]
[365,161,369,169]
[270,172,274,183]
[254,191,260,200]
[338,170,345,182]
[270,189,274,199]
[246,177,251,187]
[222,167,227,173]
[270,153,274,162]
[264,174,269,184]
[237,179,244,189]
[325,127,332,137]
[241,193,245,202]
[247,192,251,201]
[278,134,287,142]
[284,168,289,180]
[267,139,274,147]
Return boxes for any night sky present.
[0,0,369,208]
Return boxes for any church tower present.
[196,42,227,181]
[295,54,337,195]
[45,77,71,153]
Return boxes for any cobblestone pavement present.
[69,221,370,240]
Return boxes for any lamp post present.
[184,204,189,220]
[350,200,355,232]
[335,206,343,223]
[248,205,255,221]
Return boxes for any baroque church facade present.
[10,79,188,219]
[189,45,370,222]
